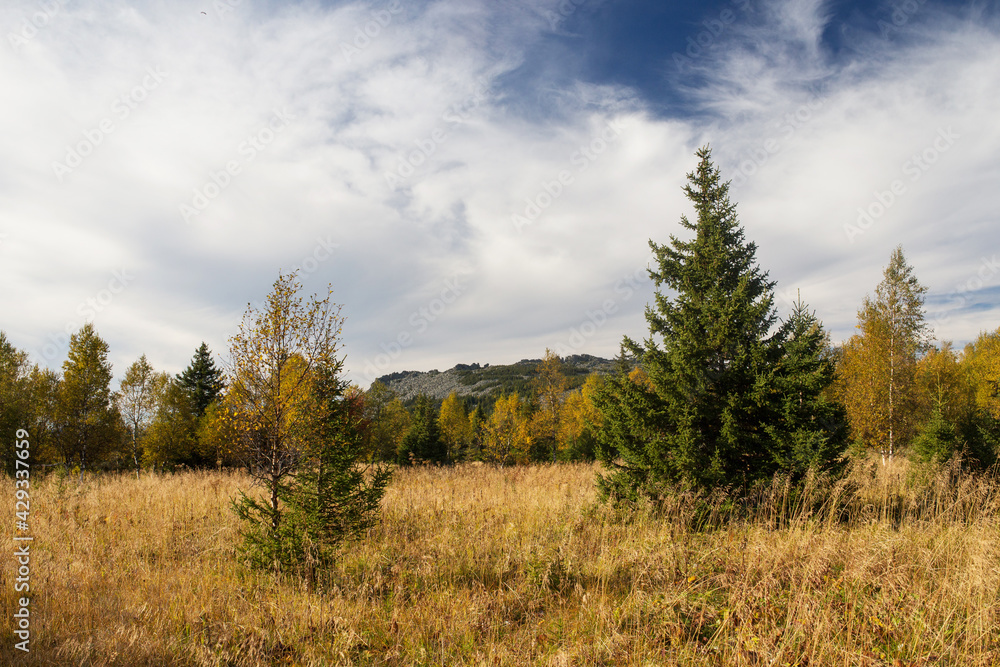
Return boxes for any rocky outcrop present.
[374,354,617,401]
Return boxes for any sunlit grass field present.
[2,459,1000,665]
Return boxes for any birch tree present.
[837,246,930,463]
[226,272,344,555]
[117,355,162,477]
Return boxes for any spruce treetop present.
[177,342,224,417]
[636,146,777,361]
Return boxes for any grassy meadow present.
[2,460,1000,666]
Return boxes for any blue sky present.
[1,0,999,387]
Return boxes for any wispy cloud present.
[1,0,998,385]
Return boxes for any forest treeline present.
[3,148,1000,490]
[4,312,999,478]
[0,329,605,472]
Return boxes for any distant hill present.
[375,354,618,403]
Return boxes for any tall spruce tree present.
[595,146,781,499]
[177,342,224,417]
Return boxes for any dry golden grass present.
[2,458,1000,666]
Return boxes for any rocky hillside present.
[375,354,617,402]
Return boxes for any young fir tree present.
[176,342,224,418]
[280,368,392,575]
[911,404,960,464]
[595,146,782,499]
[767,298,847,478]
[398,394,446,464]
